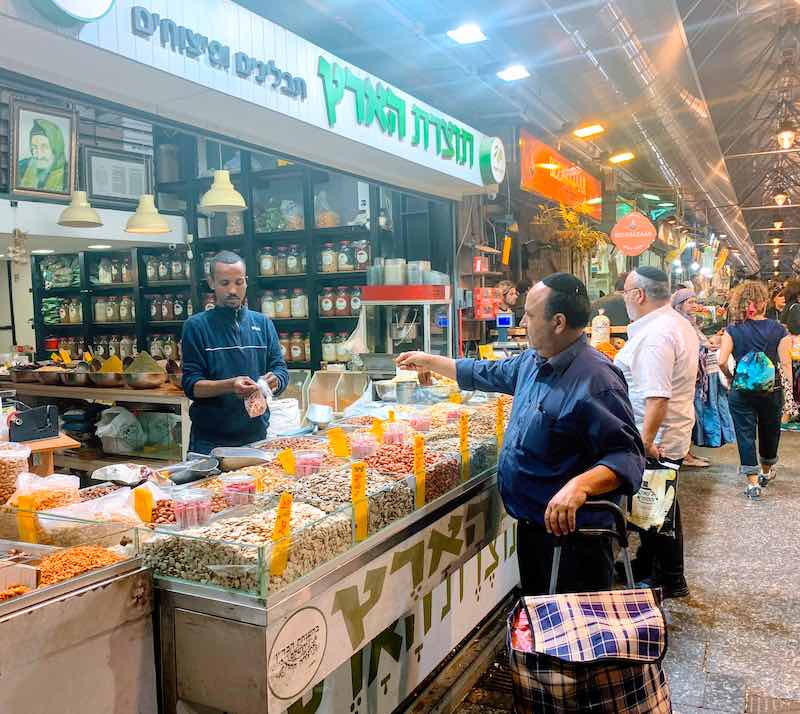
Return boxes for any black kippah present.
[634,266,668,284]
[541,272,588,297]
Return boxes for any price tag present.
[413,434,426,509]
[479,344,497,360]
[133,487,154,524]
[459,413,471,482]
[502,233,513,265]
[496,399,505,449]
[59,349,73,365]
[351,462,368,542]
[388,409,396,423]
[277,448,296,476]
[449,392,462,404]
[328,427,351,458]
[16,495,38,544]
[370,418,385,443]
[271,492,293,577]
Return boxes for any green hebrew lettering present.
[287,682,324,714]
[404,614,415,652]
[441,123,455,160]
[385,87,407,139]
[390,540,425,589]
[318,56,346,127]
[364,79,389,133]
[441,572,453,620]
[332,566,387,649]
[428,115,444,155]
[423,591,433,635]
[411,105,430,148]
[465,496,492,547]
[485,540,500,580]
[345,68,367,124]
[462,130,475,167]
[428,515,464,576]
[368,620,403,686]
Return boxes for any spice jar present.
[184,257,191,281]
[119,335,134,360]
[319,286,336,317]
[335,286,351,317]
[119,295,133,322]
[260,290,275,318]
[158,253,171,281]
[58,300,68,324]
[150,335,164,359]
[173,295,186,320]
[287,244,302,275]
[301,250,307,274]
[94,296,107,323]
[202,293,216,311]
[109,336,121,357]
[95,336,109,359]
[350,286,362,314]
[186,299,194,317]
[107,296,121,322]
[274,289,291,319]
[322,332,337,363]
[304,335,311,362]
[98,257,113,284]
[203,254,213,279]
[320,243,336,273]
[68,298,82,324]
[171,254,185,280]
[149,295,162,321]
[275,246,288,276]
[145,255,158,282]
[353,240,371,270]
[338,241,353,272]
[111,258,121,283]
[336,332,352,363]
[122,258,132,284]
[163,335,178,361]
[290,288,308,318]
[162,294,175,321]
[259,246,275,277]
[289,332,305,363]
[278,332,290,361]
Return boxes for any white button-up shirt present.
[614,304,700,460]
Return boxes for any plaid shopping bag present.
[508,588,671,714]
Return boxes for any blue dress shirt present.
[456,336,644,529]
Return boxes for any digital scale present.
[490,312,526,358]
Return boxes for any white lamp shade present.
[199,170,247,214]
[125,194,171,234]
[58,191,102,228]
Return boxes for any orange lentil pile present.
[39,545,123,586]
[0,585,29,601]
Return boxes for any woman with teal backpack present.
[719,281,793,499]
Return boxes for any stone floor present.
[457,433,800,714]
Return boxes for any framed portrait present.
[10,98,76,200]
[84,146,151,206]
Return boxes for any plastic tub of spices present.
[221,473,257,507]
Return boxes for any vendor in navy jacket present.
[397,273,644,596]
[181,251,289,454]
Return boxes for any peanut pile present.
[39,545,123,586]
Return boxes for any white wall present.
[9,261,34,350]
[0,262,12,354]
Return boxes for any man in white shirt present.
[614,267,699,598]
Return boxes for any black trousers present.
[516,520,614,596]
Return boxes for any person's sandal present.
[744,483,762,500]
[758,468,777,487]
[684,453,711,468]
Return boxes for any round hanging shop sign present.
[611,211,657,257]
[33,0,116,25]
[480,137,507,186]
[268,606,328,701]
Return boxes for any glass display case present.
[197,138,242,177]
[363,300,453,356]
[252,175,305,233]
[312,170,370,229]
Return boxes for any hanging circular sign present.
[610,211,657,256]
[480,137,507,186]
[34,0,116,25]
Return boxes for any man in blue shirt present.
[181,251,289,454]
[397,273,644,595]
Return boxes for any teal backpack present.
[732,351,775,393]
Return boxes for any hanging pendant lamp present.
[774,191,789,206]
[199,170,246,214]
[125,194,171,234]
[58,190,102,228]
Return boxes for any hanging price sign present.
[370,418,385,443]
[414,434,426,509]
[459,412,470,482]
[327,427,351,458]
[271,492,293,577]
[277,448,296,475]
[351,461,368,542]
[496,399,505,449]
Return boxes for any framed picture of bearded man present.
[10,98,76,201]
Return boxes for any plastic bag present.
[96,406,146,451]
[342,307,367,356]
[138,412,181,447]
[91,462,159,484]
[6,472,80,510]
[267,399,301,436]
[628,461,679,533]
[245,390,267,418]
[342,383,396,420]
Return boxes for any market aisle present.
[666,434,800,713]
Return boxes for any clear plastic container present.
[174,489,213,529]
[221,474,257,507]
[384,258,407,285]
[294,450,326,477]
[409,414,432,433]
[0,442,32,505]
[350,433,378,459]
[383,422,408,445]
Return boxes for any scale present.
[490,312,526,358]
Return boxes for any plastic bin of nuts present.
[427,437,499,480]
[0,443,32,505]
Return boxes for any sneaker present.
[758,468,777,487]
[744,483,762,500]
[636,577,690,599]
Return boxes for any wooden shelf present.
[143,280,192,290]
[255,274,308,281]
[147,321,187,328]
[40,323,86,332]
[88,284,136,293]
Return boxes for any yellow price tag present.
[59,349,73,365]
[133,487,154,524]
[459,413,469,454]
[496,399,505,449]
[328,427,351,458]
[370,418,385,443]
[351,461,368,542]
[479,344,497,360]
[271,492,293,577]
[413,434,426,509]
[388,409,396,423]
[277,448,296,476]
[502,233,512,265]
[16,495,38,544]
[449,392,462,404]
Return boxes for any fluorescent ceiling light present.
[586,197,602,205]
[573,123,604,139]
[609,151,635,164]
[675,267,684,274]
[31,249,55,255]
[497,64,530,81]
[447,23,487,44]
[774,248,780,254]
[690,262,700,271]
[719,233,727,238]
[88,244,112,250]
[773,259,780,267]
[658,202,674,207]
[642,193,660,201]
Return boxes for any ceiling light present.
[200,170,247,214]
[775,270,780,276]
[586,197,602,205]
[774,259,780,267]
[675,267,684,274]
[772,237,781,245]
[497,64,530,81]
[446,23,487,44]
[774,191,789,206]
[774,219,784,229]
[700,267,712,277]
[58,191,102,228]
[31,249,55,255]
[573,123,604,139]
[609,151,635,164]
[658,202,675,207]
[0,255,6,259]
[719,233,727,238]
[88,244,112,250]
[774,248,780,254]
[126,194,171,234]
[642,193,660,201]
[536,162,560,170]
[777,120,796,150]
[690,261,700,271]
[672,259,681,266]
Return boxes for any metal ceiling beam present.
[741,203,800,209]
[726,147,800,158]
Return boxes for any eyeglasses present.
[622,287,643,296]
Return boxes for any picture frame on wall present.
[84,146,151,205]
[10,98,77,200]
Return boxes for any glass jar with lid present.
[349,286,362,314]
[119,295,133,322]
[68,298,82,324]
[158,253,171,281]
[203,254,213,279]
[111,258,122,284]
[278,332,290,361]
[95,335,109,359]
[58,300,68,324]
[304,335,311,362]
[98,258,113,285]
[119,335,134,361]
[187,298,194,317]
[336,333,352,363]
[202,293,216,311]
[286,244,303,275]
[150,295,162,321]
[289,332,305,363]
[319,286,336,317]
[322,332,337,363]
[94,296,107,323]
[109,336,121,357]
[145,255,158,282]
[171,254,185,281]
[122,258,132,284]
[260,290,275,318]
[301,250,307,274]
[162,294,175,321]
[290,288,308,318]
[274,289,291,319]
[106,296,120,322]
[335,286,351,317]
[150,334,164,359]
[259,246,275,277]
[275,246,288,276]
[353,240,371,271]
[320,243,336,273]
[338,241,353,272]
[173,295,186,320]
[184,257,191,281]
[163,335,178,361]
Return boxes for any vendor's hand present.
[544,479,588,536]
[264,372,280,393]
[644,441,664,460]
[232,376,259,398]
[396,351,433,372]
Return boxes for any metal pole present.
[725,147,800,159]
